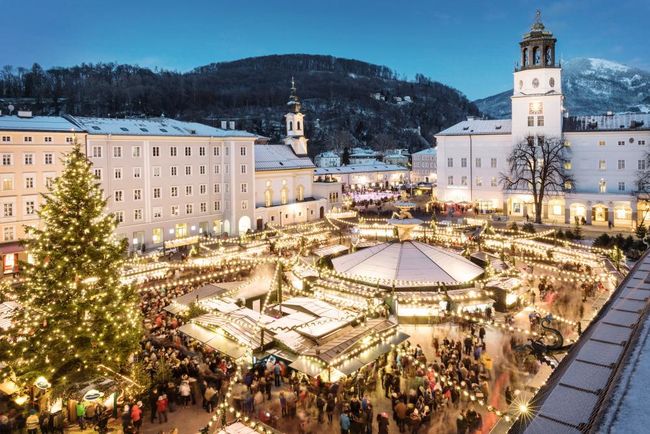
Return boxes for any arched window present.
[281,187,288,205]
[297,185,304,201]
[533,47,541,65]
[265,189,273,207]
[523,48,529,67]
[297,121,301,130]
[545,46,553,66]
[289,121,293,131]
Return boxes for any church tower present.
[511,11,564,143]
[284,77,309,156]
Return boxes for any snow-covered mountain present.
[474,58,650,118]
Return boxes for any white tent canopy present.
[331,241,484,286]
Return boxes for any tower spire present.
[288,76,301,113]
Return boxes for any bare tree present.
[501,136,574,224]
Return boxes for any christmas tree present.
[0,142,142,393]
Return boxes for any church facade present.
[435,13,650,228]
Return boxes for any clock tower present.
[284,77,309,156]
[511,10,564,143]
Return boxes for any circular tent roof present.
[331,241,484,287]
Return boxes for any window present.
[170,166,178,176]
[114,168,123,179]
[199,165,206,175]
[152,187,161,199]
[153,207,162,219]
[241,183,248,193]
[461,158,467,168]
[93,169,102,180]
[199,146,206,156]
[25,176,34,189]
[639,140,646,145]
[199,184,207,195]
[133,189,142,201]
[214,183,220,194]
[225,184,229,193]
[527,116,534,127]
[3,226,15,241]
[491,177,497,187]
[265,189,272,207]
[281,188,288,205]
[618,140,625,146]
[153,166,161,177]
[25,201,35,215]
[134,209,143,221]
[2,177,13,191]
[200,202,207,213]
[114,191,124,202]
[214,201,221,211]
[24,136,32,142]
[185,185,193,196]
[618,182,625,191]
[185,204,193,214]
[45,177,54,189]
[213,146,220,157]
[170,146,177,157]
[461,176,468,185]
[491,158,497,168]
[599,160,606,170]
[114,211,124,223]
[152,146,160,157]
[214,165,220,174]
[44,153,53,165]
[639,160,646,170]
[599,179,606,193]
[564,161,572,170]
[241,164,247,174]
[1,136,10,142]
[618,160,625,170]
[3,203,13,217]
[44,136,52,142]
[66,137,73,143]
[475,158,481,168]
[240,146,247,156]
[23,153,33,165]
[599,140,606,147]
[113,146,122,158]
[448,176,454,185]
[185,146,191,156]
[476,177,482,186]
[132,146,141,157]
[185,166,192,176]
[2,154,13,166]
[171,205,179,216]
[170,186,178,197]
[133,167,142,178]
[297,185,304,201]
[91,146,103,158]
[241,200,248,210]
[447,158,453,168]
[537,116,544,127]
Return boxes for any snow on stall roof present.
[436,119,511,136]
[254,144,315,171]
[0,115,82,132]
[72,116,256,137]
[314,163,407,175]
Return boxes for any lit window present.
[476,177,482,186]
[599,179,606,193]
[564,161,572,170]
[598,160,606,170]
[527,116,534,127]
[599,140,606,146]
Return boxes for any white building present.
[411,148,437,183]
[435,13,650,227]
[314,151,341,168]
[349,147,381,165]
[73,117,258,248]
[383,149,410,167]
[253,82,336,230]
[314,163,408,191]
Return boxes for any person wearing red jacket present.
[156,395,168,423]
[131,401,143,432]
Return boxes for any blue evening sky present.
[2,0,648,99]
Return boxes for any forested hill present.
[0,54,479,157]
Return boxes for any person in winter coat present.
[456,413,467,434]
[179,381,191,407]
[326,394,336,424]
[394,400,407,433]
[409,409,421,434]
[121,405,132,433]
[156,395,168,423]
[377,412,390,434]
[131,402,143,433]
[25,410,39,434]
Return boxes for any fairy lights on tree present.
[0,142,142,393]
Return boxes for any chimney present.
[220,121,227,129]
[229,121,235,130]
[17,110,33,118]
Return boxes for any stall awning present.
[335,331,410,376]
[178,323,217,344]
[313,244,349,258]
[0,242,24,255]
[178,323,249,359]
[289,357,327,378]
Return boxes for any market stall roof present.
[280,297,353,321]
[164,284,228,314]
[177,322,216,344]
[336,331,409,375]
[332,241,484,286]
[312,244,349,258]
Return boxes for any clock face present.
[532,78,540,88]
[549,77,555,87]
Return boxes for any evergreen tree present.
[341,146,351,165]
[0,143,142,393]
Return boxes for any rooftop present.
[412,148,437,156]
[0,115,82,132]
[71,116,256,137]
[255,144,315,171]
[436,119,512,136]
[314,163,407,175]
[564,113,650,132]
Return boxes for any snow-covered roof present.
[0,115,82,132]
[71,116,256,138]
[314,163,407,175]
[349,147,380,157]
[564,113,650,132]
[254,144,315,171]
[412,148,437,156]
[331,241,484,286]
[316,151,339,158]
[436,119,512,136]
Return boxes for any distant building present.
[383,148,410,167]
[314,151,341,168]
[314,163,407,191]
[411,148,437,183]
[349,147,381,165]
